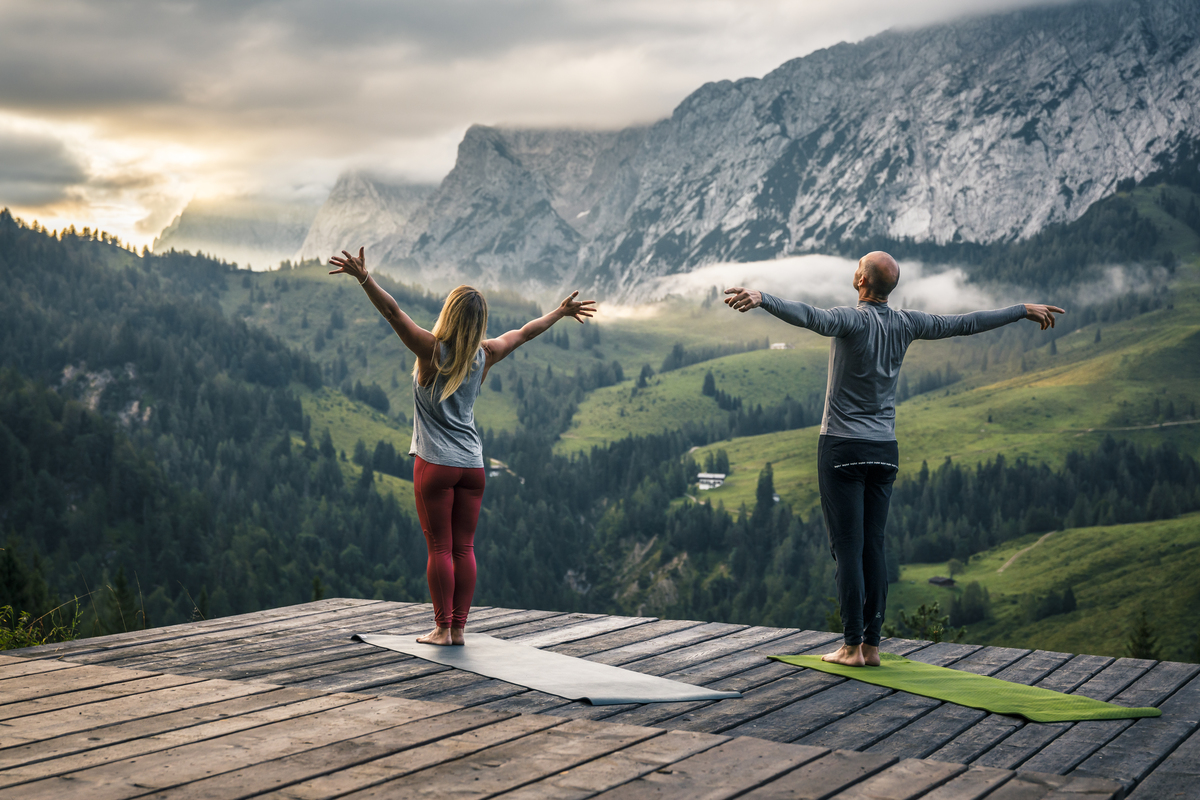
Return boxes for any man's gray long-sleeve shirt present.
[760,293,1026,441]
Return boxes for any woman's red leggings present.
[413,456,486,628]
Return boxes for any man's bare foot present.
[450,627,465,646]
[416,627,454,646]
[862,644,881,666]
[822,644,867,667]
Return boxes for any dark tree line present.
[0,214,425,633]
[887,437,1200,565]
[661,339,768,373]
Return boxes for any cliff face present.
[312,0,1200,297]
[296,172,435,263]
[374,126,647,289]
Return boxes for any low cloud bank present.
[643,255,1007,313]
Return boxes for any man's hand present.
[556,290,597,324]
[1024,303,1066,330]
[724,287,762,312]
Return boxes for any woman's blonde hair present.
[416,284,488,402]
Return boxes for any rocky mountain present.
[322,0,1200,298]
[296,172,435,263]
[153,197,319,270]
[376,127,647,289]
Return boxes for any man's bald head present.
[855,251,900,300]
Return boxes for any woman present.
[328,247,595,645]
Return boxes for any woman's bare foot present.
[450,627,465,646]
[862,644,881,666]
[822,644,867,667]
[416,627,454,646]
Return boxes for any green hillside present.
[688,273,1200,514]
[560,346,829,453]
[889,513,1200,661]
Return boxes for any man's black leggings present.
[818,435,899,647]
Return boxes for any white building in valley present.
[697,473,726,490]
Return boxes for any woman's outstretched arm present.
[328,247,436,362]
[482,291,595,373]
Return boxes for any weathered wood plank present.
[551,620,734,663]
[0,676,269,751]
[479,611,597,641]
[947,646,1031,675]
[10,598,388,661]
[588,736,828,800]
[338,718,663,800]
[144,706,517,799]
[992,661,1196,774]
[13,694,456,800]
[0,691,365,789]
[985,770,1124,800]
[831,758,966,800]
[257,714,563,800]
[919,766,1014,800]
[0,660,79,681]
[370,670,529,708]
[1071,669,1200,790]
[0,673,201,726]
[1032,655,1114,694]
[495,730,727,800]
[105,602,432,671]
[739,749,897,799]
[280,655,448,694]
[506,615,658,648]
[1124,725,1200,800]
[55,601,410,670]
[0,664,167,706]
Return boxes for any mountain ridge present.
[307,0,1200,298]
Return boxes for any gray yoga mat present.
[353,632,742,705]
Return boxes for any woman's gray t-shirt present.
[409,343,486,468]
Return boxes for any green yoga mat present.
[768,652,1161,723]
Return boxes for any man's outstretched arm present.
[724,287,858,338]
[910,303,1065,339]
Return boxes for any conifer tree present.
[1126,610,1161,660]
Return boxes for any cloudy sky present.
[0,0,1060,246]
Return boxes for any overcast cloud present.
[0,0,1066,245]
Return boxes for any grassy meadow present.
[890,512,1200,661]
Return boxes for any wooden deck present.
[2,598,1197,799]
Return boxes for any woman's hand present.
[556,291,597,324]
[328,247,368,283]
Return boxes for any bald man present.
[725,252,1063,666]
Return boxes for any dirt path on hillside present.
[997,530,1057,573]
